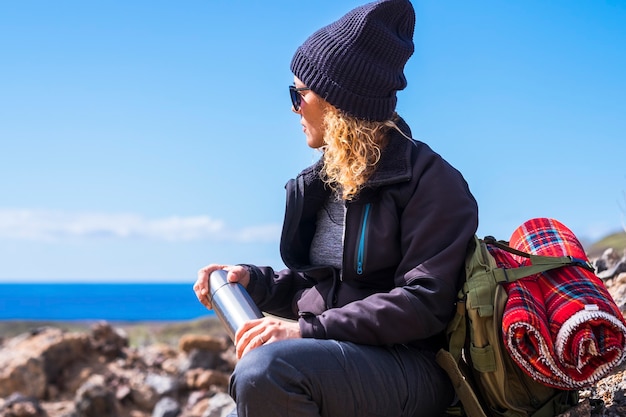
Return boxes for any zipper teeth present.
[356,203,371,275]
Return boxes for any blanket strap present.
[491,259,575,283]
[484,237,595,271]
[483,236,594,283]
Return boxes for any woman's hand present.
[235,316,301,359]
[193,264,251,309]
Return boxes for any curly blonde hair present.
[321,107,398,200]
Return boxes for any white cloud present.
[0,209,281,243]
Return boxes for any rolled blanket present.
[500,218,626,389]
[489,245,572,387]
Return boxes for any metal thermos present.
[209,269,263,342]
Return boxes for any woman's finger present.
[193,264,227,309]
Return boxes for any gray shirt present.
[309,194,345,269]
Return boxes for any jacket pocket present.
[295,280,333,315]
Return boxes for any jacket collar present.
[365,117,415,188]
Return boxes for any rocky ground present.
[575,246,626,417]
[1,245,626,417]
[0,320,237,417]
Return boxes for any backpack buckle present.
[568,256,595,272]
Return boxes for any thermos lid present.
[208,269,230,302]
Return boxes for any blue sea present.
[0,283,214,321]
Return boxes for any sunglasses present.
[289,85,311,111]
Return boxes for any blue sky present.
[1,1,625,282]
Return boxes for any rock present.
[0,327,90,399]
[179,349,219,372]
[0,355,46,399]
[74,375,119,417]
[598,261,626,280]
[42,334,92,386]
[186,390,210,405]
[151,397,180,417]
[595,247,626,281]
[129,384,158,412]
[0,392,48,417]
[137,344,178,369]
[596,248,619,273]
[200,393,235,417]
[178,336,227,354]
[608,275,626,313]
[145,374,179,397]
[184,369,230,391]
[90,322,128,358]
[185,397,211,417]
[177,335,234,375]
[39,401,75,417]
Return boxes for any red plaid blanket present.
[499,218,626,389]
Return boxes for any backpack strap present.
[436,348,488,417]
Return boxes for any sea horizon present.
[0,282,214,322]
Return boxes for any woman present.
[194,1,478,416]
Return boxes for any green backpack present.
[436,236,582,417]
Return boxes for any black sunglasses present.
[289,85,311,111]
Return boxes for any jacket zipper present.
[355,203,371,275]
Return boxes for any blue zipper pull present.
[356,203,371,275]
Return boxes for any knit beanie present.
[290,0,415,121]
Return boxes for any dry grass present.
[0,316,225,348]
[587,231,626,258]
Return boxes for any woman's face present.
[292,77,327,149]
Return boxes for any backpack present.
[436,235,583,417]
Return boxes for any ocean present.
[0,283,214,321]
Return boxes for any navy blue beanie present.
[290,0,415,121]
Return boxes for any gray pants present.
[227,338,453,417]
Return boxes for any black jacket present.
[246,120,478,349]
